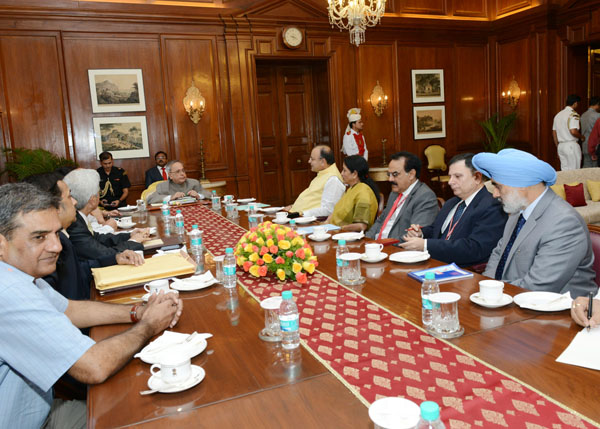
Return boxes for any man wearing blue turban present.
[472,149,597,297]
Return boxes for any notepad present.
[408,263,474,283]
[556,327,600,371]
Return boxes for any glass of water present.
[428,292,464,339]
[339,252,365,286]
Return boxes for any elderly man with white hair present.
[147,160,210,204]
[473,149,597,298]
[64,169,149,261]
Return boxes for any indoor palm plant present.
[1,148,77,180]
[478,111,517,153]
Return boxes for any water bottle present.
[211,190,221,210]
[336,239,349,281]
[416,401,446,429]
[175,210,185,236]
[189,225,204,273]
[421,272,440,328]
[289,219,296,231]
[223,247,237,289]
[279,290,300,350]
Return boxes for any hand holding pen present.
[404,224,422,239]
[571,294,600,329]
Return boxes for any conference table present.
[87,203,600,428]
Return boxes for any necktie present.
[443,201,465,239]
[161,167,167,180]
[495,214,526,280]
[377,193,403,239]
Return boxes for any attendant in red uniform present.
[342,107,368,160]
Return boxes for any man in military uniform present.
[97,151,131,208]
[552,94,585,171]
[342,108,368,160]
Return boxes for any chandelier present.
[327,0,386,47]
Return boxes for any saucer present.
[117,222,136,229]
[470,292,513,309]
[142,289,179,302]
[513,291,571,312]
[273,218,289,224]
[360,252,388,263]
[118,205,137,212]
[137,332,209,364]
[237,198,256,204]
[389,251,430,263]
[260,207,283,214]
[332,232,364,242]
[294,216,317,225]
[147,365,205,393]
[308,233,331,242]
[171,277,219,291]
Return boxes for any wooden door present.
[591,48,600,102]
[255,62,318,206]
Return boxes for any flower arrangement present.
[234,221,318,284]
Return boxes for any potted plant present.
[478,111,517,153]
[1,148,77,180]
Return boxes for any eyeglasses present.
[386,171,405,178]
[309,157,323,162]
[171,169,186,175]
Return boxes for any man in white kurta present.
[286,145,344,217]
[552,94,584,170]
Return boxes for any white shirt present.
[303,176,345,218]
[342,129,368,160]
[553,106,580,144]
[86,213,115,235]
[380,180,418,239]
[422,186,483,251]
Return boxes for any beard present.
[500,188,529,214]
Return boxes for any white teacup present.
[364,243,384,259]
[150,355,192,385]
[275,211,288,222]
[120,216,133,225]
[479,279,504,303]
[144,279,170,294]
[313,225,327,237]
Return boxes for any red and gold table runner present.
[181,205,597,428]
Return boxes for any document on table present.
[556,327,600,370]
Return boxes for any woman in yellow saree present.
[327,155,379,232]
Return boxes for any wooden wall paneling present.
[328,39,357,167]
[357,43,396,168]
[163,36,227,180]
[453,0,487,18]
[496,0,532,18]
[497,36,531,151]
[312,61,331,146]
[454,44,488,152]
[398,0,446,16]
[61,34,168,192]
[0,34,70,159]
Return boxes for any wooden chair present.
[141,180,165,202]
[424,145,450,193]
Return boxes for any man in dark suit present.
[366,151,439,241]
[64,168,149,261]
[145,151,169,188]
[401,153,507,267]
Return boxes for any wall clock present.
[282,27,303,49]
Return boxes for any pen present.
[587,291,594,331]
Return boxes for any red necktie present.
[161,167,167,180]
[378,193,403,239]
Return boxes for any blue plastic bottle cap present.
[282,290,293,300]
[338,239,346,245]
[212,190,216,194]
[192,225,198,229]
[225,247,233,254]
[420,401,440,421]
[424,272,435,280]
[176,210,182,214]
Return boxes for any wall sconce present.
[501,77,521,110]
[369,80,388,117]
[183,81,205,124]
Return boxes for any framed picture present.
[93,116,150,159]
[411,69,444,103]
[413,106,446,140]
[88,69,146,113]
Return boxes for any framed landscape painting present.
[93,116,150,159]
[88,69,146,113]
[411,69,444,103]
[413,106,446,140]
